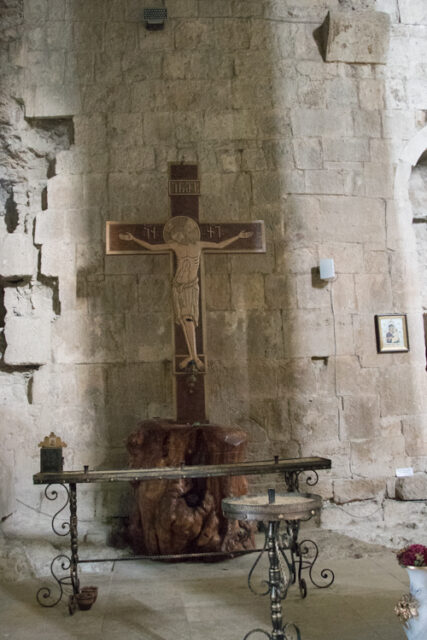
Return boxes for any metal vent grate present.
[143,8,167,21]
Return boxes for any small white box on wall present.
[319,258,335,281]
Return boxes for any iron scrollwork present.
[283,470,319,493]
[36,483,80,613]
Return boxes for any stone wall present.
[1,0,427,574]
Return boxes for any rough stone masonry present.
[1,0,427,577]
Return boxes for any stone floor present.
[0,531,408,640]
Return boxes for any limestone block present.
[25,50,66,86]
[167,0,198,17]
[323,138,370,163]
[293,138,323,170]
[52,311,126,363]
[82,83,132,115]
[4,317,51,366]
[73,114,107,150]
[0,234,37,278]
[47,174,84,210]
[358,79,385,111]
[396,473,427,500]
[199,0,231,16]
[403,415,427,457]
[232,77,277,110]
[124,312,172,363]
[354,273,393,312]
[41,242,75,279]
[24,0,48,22]
[320,243,364,274]
[163,51,208,81]
[174,112,203,143]
[354,110,382,137]
[105,362,168,411]
[250,20,295,57]
[268,0,338,23]
[296,77,327,108]
[32,363,106,407]
[300,438,351,478]
[0,448,15,520]
[214,18,251,51]
[318,196,386,246]
[122,49,163,84]
[326,77,359,107]
[175,20,214,50]
[49,0,66,21]
[330,275,357,313]
[334,313,355,356]
[86,275,137,316]
[203,111,257,141]
[205,273,231,311]
[339,395,380,440]
[290,396,339,442]
[206,311,247,361]
[295,273,330,310]
[334,478,386,504]
[253,170,303,205]
[24,84,81,118]
[265,274,297,310]
[336,356,379,396]
[248,398,291,442]
[107,113,143,148]
[248,360,282,400]
[4,285,54,319]
[109,146,155,173]
[256,108,293,139]
[0,372,28,406]
[143,112,175,144]
[350,435,407,477]
[219,150,242,172]
[398,1,427,25]
[305,169,346,195]
[230,273,265,310]
[232,0,263,16]
[382,109,418,141]
[379,366,427,417]
[363,163,394,198]
[277,357,317,396]
[247,310,284,359]
[65,0,107,21]
[291,108,353,138]
[325,11,390,64]
[276,246,318,275]
[283,309,334,358]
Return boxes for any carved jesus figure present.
[119,215,253,371]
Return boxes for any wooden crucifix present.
[106,163,265,423]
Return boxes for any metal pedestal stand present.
[222,491,327,640]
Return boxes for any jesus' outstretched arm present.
[119,232,171,252]
[200,230,253,250]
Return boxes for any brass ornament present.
[38,432,67,449]
[394,593,419,623]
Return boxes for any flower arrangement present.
[396,544,427,568]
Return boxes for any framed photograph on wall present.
[375,314,409,353]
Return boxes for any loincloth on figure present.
[172,278,199,326]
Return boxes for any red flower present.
[396,544,427,567]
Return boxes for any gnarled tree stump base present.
[126,419,255,557]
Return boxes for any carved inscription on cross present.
[106,164,265,423]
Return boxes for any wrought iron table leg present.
[278,521,334,600]
[244,522,301,640]
[36,483,81,613]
